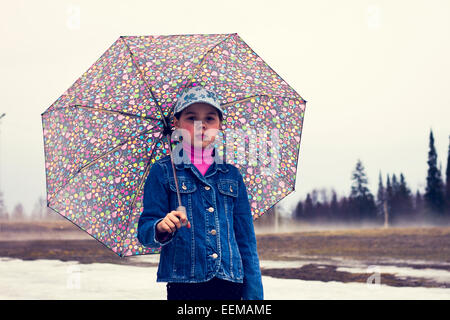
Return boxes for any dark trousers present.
[167,277,243,300]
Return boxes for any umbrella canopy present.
[41,33,307,257]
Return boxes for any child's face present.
[173,103,222,149]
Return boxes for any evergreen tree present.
[330,190,339,222]
[398,173,414,219]
[376,171,385,218]
[293,200,304,220]
[390,173,400,223]
[385,174,393,224]
[424,130,446,216]
[317,188,332,221]
[445,135,450,215]
[350,159,377,221]
[304,193,314,221]
[414,190,425,220]
[314,201,324,222]
[339,196,352,222]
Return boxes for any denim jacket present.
[137,146,264,300]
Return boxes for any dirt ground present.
[257,226,450,263]
[1,220,450,288]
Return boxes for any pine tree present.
[376,171,385,218]
[314,202,324,222]
[350,159,377,221]
[339,196,351,221]
[330,190,339,222]
[390,173,400,223]
[385,174,393,224]
[293,200,304,220]
[414,190,425,220]
[445,135,450,216]
[398,173,413,219]
[424,129,446,216]
[318,188,331,221]
[304,193,314,221]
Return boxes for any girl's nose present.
[195,121,206,130]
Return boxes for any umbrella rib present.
[221,94,267,108]
[183,33,235,91]
[220,94,305,108]
[45,103,161,204]
[120,36,170,130]
[70,104,161,122]
[180,33,305,108]
[47,127,162,205]
[237,35,305,100]
[121,134,165,255]
[129,134,164,210]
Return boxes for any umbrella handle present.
[164,133,189,227]
[177,205,189,227]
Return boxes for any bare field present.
[257,226,450,263]
[1,220,450,288]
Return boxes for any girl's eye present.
[187,117,216,121]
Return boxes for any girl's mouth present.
[194,135,205,142]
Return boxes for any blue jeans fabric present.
[137,146,264,300]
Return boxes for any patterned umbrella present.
[41,33,307,257]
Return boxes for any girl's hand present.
[156,210,191,234]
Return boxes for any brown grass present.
[256,226,450,263]
[1,221,449,287]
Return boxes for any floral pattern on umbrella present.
[42,33,306,257]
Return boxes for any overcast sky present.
[1,0,449,215]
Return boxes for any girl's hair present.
[174,107,224,123]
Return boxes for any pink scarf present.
[181,140,214,176]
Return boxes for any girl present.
[137,86,263,300]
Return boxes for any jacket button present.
[208,207,214,212]
[204,186,211,190]
[210,229,217,235]
[211,253,218,259]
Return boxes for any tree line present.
[0,195,60,221]
[1,130,449,226]
[292,130,450,226]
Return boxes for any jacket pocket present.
[218,179,238,214]
[168,176,196,217]
[217,179,238,198]
[169,176,197,194]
